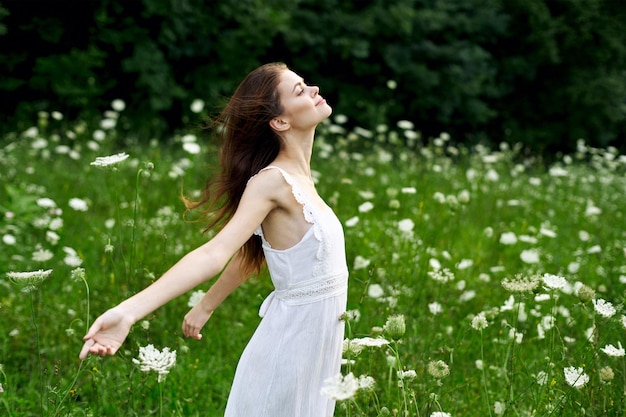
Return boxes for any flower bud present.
[383,314,406,340]
[577,284,595,302]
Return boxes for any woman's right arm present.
[78,241,239,359]
[78,169,284,360]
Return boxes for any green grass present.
[1,108,625,417]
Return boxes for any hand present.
[182,301,214,340]
[79,308,133,360]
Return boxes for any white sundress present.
[224,166,349,417]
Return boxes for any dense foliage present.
[1,0,626,152]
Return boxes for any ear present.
[269,117,290,132]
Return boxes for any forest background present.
[1,0,626,154]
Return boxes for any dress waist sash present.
[258,272,348,317]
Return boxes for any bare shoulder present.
[245,167,293,207]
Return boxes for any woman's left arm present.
[182,250,249,340]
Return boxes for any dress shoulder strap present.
[250,165,320,241]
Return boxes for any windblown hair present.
[184,62,287,276]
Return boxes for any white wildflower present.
[601,342,625,357]
[427,360,450,378]
[321,372,358,401]
[344,216,359,227]
[383,314,406,340]
[536,371,548,386]
[70,267,85,282]
[90,152,130,168]
[343,339,364,356]
[36,198,57,208]
[471,312,489,331]
[349,337,390,348]
[397,369,417,380]
[357,375,376,391]
[428,268,454,283]
[549,166,568,177]
[344,309,361,322]
[587,245,602,254]
[398,218,414,233]
[428,302,443,315]
[542,274,566,290]
[430,412,452,417]
[593,298,616,318]
[187,290,205,308]
[100,118,117,130]
[111,99,126,112]
[182,142,201,155]
[358,201,374,213]
[500,295,515,312]
[499,232,517,245]
[92,130,106,141]
[539,227,557,238]
[334,114,348,124]
[353,255,371,270]
[367,284,383,299]
[32,248,54,262]
[456,259,473,270]
[2,234,16,245]
[520,249,540,264]
[599,366,614,383]
[132,344,177,382]
[564,366,589,388]
[63,246,82,267]
[68,198,88,211]
[49,217,63,231]
[585,204,601,216]
[397,120,414,130]
[6,269,52,293]
[190,99,205,113]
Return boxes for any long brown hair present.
[185,62,287,276]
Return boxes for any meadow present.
[1,102,625,417]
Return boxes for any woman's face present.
[275,70,332,131]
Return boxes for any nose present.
[311,85,319,96]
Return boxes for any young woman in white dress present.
[79,63,349,417]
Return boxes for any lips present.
[316,97,326,106]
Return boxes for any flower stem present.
[30,292,44,416]
[159,381,164,417]
[54,275,91,414]
[479,330,493,417]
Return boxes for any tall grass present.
[1,106,625,416]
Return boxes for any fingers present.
[182,321,203,340]
[79,339,95,360]
[79,340,119,359]
[83,317,103,340]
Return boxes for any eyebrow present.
[292,79,304,93]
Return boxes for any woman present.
[79,62,349,417]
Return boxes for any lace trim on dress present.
[258,272,348,316]
[250,166,322,247]
[276,273,347,304]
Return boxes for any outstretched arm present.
[78,241,235,359]
[182,250,249,340]
[79,170,284,360]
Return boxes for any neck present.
[274,130,315,178]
